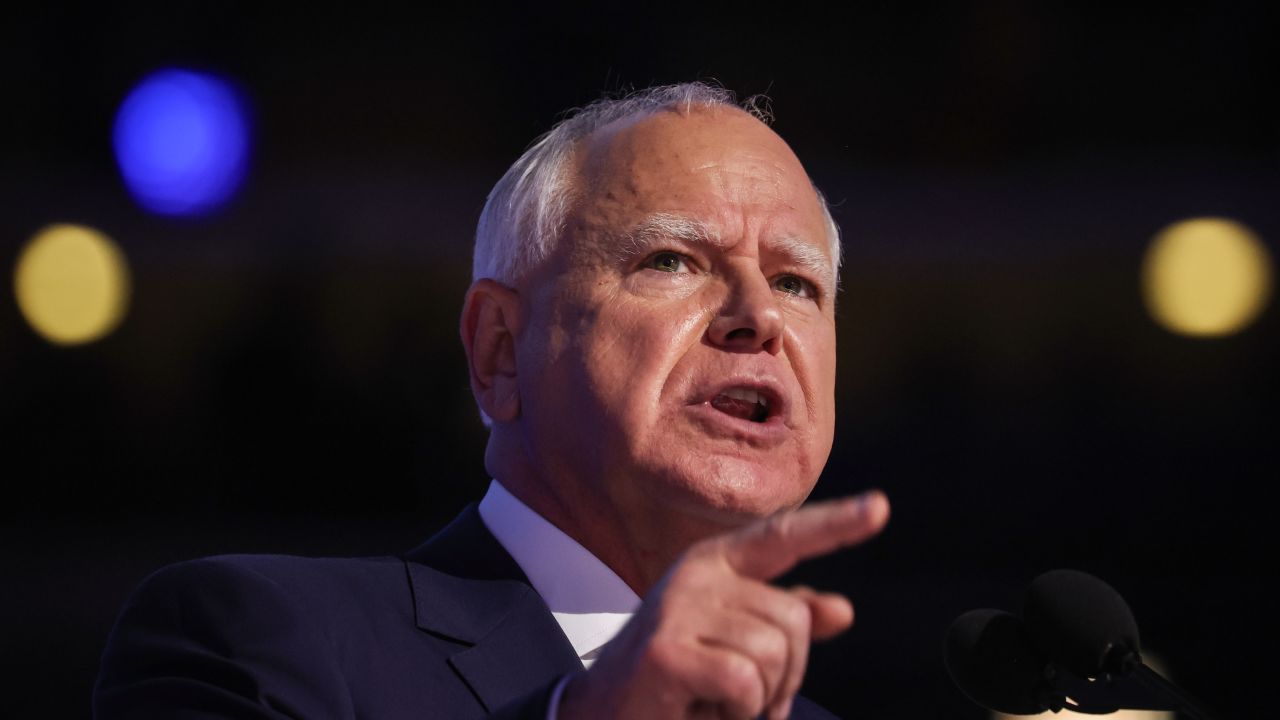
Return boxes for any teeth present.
[722,387,768,408]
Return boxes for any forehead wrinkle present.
[614,212,725,262]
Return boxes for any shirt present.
[477,480,642,717]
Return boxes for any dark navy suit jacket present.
[94,505,838,719]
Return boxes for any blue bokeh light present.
[112,69,251,217]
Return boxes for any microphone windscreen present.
[1022,569,1140,679]
[945,608,1052,715]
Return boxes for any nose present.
[707,269,784,354]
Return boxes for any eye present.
[775,274,817,299]
[646,251,690,273]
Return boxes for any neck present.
[490,457,734,595]
[493,478,662,595]
[486,431,752,594]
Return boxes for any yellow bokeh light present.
[13,224,131,345]
[1142,217,1272,337]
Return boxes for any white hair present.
[473,82,842,285]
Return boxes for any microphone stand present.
[1121,656,1222,720]
[1044,653,1223,719]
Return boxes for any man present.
[94,83,890,719]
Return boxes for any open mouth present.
[709,387,773,423]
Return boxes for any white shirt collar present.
[477,479,641,664]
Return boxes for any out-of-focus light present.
[994,708,1171,720]
[1142,217,1272,337]
[992,654,1173,720]
[112,68,250,216]
[13,224,131,345]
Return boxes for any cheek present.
[788,321,838,424]
[581,298,710,417]
[779,325,836,494]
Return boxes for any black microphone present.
[1021,569,1221,720]
[1022,569,1141,680]
[946,570,1222,719]
[945,607,1131,715]
[944,608,1058,715]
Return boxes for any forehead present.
[570,107,829,250]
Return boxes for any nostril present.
[708,300,783,352]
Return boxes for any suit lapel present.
[446,589,583,712]
[404,505,838,719]
[403,505,583,713]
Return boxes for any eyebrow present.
[770,235,836,291]
[617,212,836,292]
[615,213,723,261]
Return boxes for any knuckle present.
[644,635,684,676]
[686,535,724,562]
[718,654,765,713]
[662,562,705,596]
[784,596,812,635]
[761,514,792,545]
[758,628,789,671]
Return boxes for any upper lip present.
[691,375,789,423]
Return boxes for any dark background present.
[2,3,1275,718]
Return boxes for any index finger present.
[718,491,890,581]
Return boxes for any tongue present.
[711,394,757,421]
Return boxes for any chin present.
[652,454,816,528]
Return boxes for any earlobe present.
[460,279,522,423]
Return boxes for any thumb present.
[790,585,855,640]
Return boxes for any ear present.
[460,279,522,423]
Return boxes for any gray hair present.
[473,82,842,285]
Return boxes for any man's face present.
[514,107,837,529]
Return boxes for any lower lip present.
[684,402,790,445]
